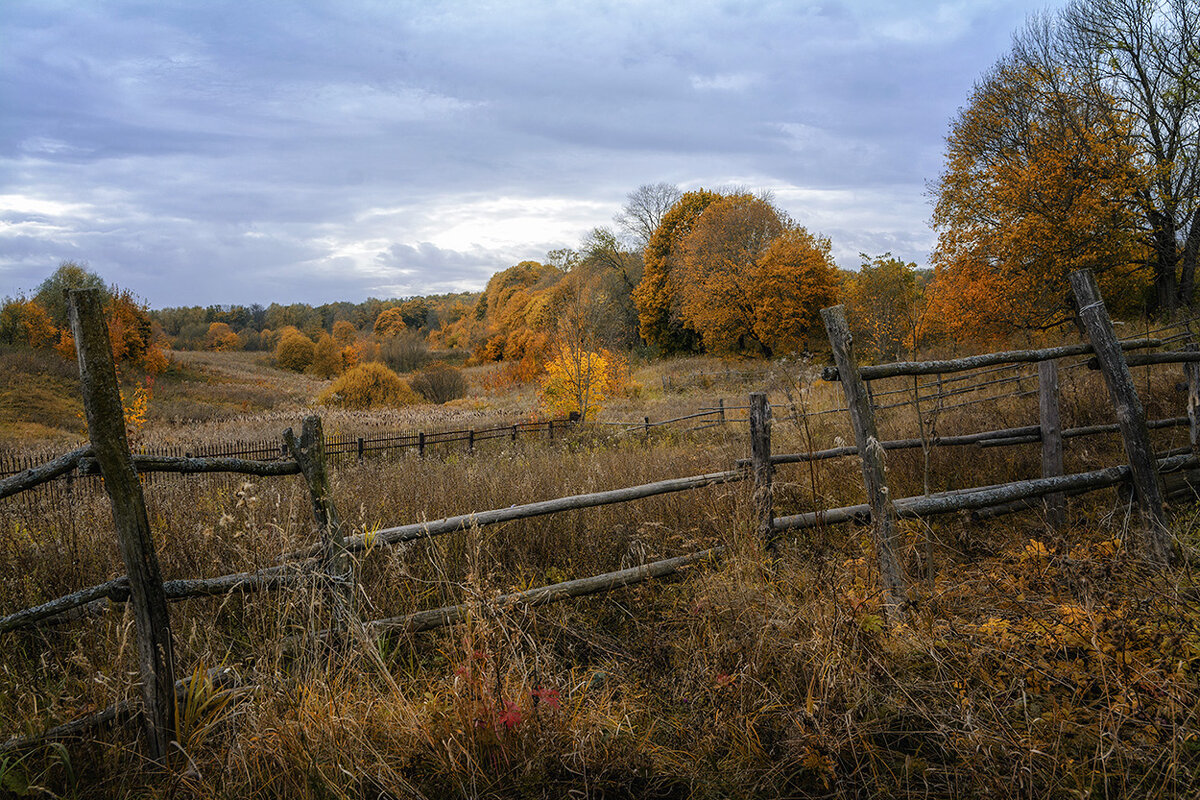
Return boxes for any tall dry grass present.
[1,348,1199,797]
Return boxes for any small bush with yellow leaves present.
[317,362,421,409]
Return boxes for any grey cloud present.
[0,0,1052,306]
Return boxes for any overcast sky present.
[0,0,1054,308]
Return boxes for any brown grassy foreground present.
[1,352,1199,798]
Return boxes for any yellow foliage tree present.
[539,344,624,421]
[842,255,935,361]
[309,332,343,379]
[275,330,315,372]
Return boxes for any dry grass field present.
[1,345,1199,798]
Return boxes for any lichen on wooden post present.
[1186,343,1200,456]
[749,393,775,549]
[284,415,354,625]
[1069,269,1171,566]
[68,288,176,763]
[1038,360,1066,530]
[821,304,908,621]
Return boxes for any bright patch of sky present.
[0,0,1054,307]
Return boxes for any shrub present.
[318,362,421,409]
[308,333,343,379]
[275,331,315,372]
[378,330,428,372]
[410,363,468,403]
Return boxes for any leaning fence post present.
[284,415,354,627]
[749,393,775,549]
[1069,269,1170,566]
[821,304,908,620]
[1038,360,1066,531]
[68,288,175,763]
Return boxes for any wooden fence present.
[3,271,1199,761]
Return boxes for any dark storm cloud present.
[0,0,1053,306]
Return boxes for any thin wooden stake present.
[1186,343,1200,455]
[284,416,354,626]
[68,288,175,763]
[821,305,908,620]
[749,393,775,548]
[1069,269,1170,565]
[1038,360,1066,530]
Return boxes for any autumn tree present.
[275,330,315,372]
[842,255,934,361]
[203,322,241,351]
[309,332,343,379]
[539,346,624,421]
[929,58,1150,339]
[1013,0,1200,311]
[675,194,839,355]
[373,306,407,337]
[34,261,108,328]
[633,189,721,353]
[332,320,358,347]
[0,297,57,348]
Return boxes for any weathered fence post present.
[749,393,775,548]
[548,420,554,440]
[718,398,726,426]
[644,416,650,436]
[1069,269,1170,565]
[1186,343,1200,455]
[357,437,365,463]
[468,429,475,453]
[821,305,908,620]
[284,416,354,626]
[68,288,175,762]
[418,431,426,457]
[512,424,518,442]
[1038,360,1066,530]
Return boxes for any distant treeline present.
[153,292,479,351]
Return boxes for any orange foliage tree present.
[203,321,241,351]
[929,60,1149,340]
[633,189,721,353]
[676,195,839,355]
[0,297,57,348]
[373,307,407,337]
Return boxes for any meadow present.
[1,339,1199,799]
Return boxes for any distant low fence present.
[0,417,577,498]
